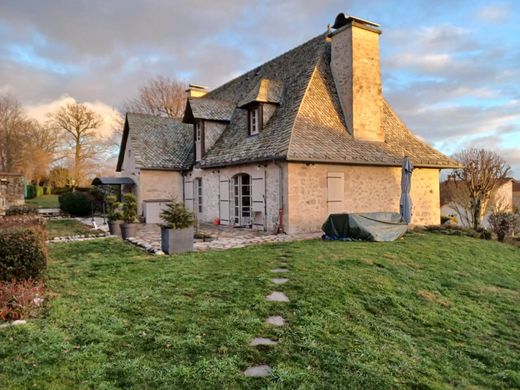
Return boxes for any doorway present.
[232,173,252,227]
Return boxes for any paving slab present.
[271,278,289,285]
[250,337,278,346]
[266,291,290,302]
[244,365,272,377]
[266,316,285,326]
[271,268,289,273]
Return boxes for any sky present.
[0,0,519,175]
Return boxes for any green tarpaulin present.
[322,212,408,242]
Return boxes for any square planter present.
[161,226,193,254]
[121,223,139,240]
[108,220,123,236]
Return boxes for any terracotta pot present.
[108,220,123,236]
[120,223,138,240]
[161,226,193,254]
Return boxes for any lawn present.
[47,219,105,239]
[25,194,60,209]
[0,233,519,389]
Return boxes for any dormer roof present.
[183,98,235,123]
[238,78,284,108]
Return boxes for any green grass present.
[47,219,105,239]
[25,194,60,208]
[0,233,519,389]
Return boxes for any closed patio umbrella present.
[400,156,414,224]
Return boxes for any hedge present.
[59,191,93,216]
[0,228,47,282]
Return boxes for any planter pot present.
[161,226,193,254]
[121,223,139,240]
[108,220,123,236]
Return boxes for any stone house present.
[117,13,457,233]
[0,172,24,215]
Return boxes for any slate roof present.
[116,113,193,171]
[184,98,235,123]
[192,33,458,169]
[238,78,284,107]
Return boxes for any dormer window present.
[248,104,263,136]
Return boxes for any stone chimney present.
[329,13,383,142]
[186,84,208,98]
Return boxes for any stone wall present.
[189,162,286,232]
[138,170,183,216]
[286,163,440,233]
[0,173,25,214]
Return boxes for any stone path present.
[243,365,272,377]
[266,291,290,302]
[271,278,289,285]
[133,223,320,253]
[244,256,292,378]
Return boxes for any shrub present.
[0,228,47,282]
[488,211,518,242]
[122,193,138,224]
[52,187,73,195]
[6,204,38,216]
[35,185,44,198]
[25,184,36,199]
[160,199,194,229]
[59,191,93,216]
[0,279,45,321]
[106,195,122,221]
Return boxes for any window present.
[196,178,202,213]
[194,121,204,161]
[248,105,262,135]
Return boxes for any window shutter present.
[327,172,344,214]
[252,170,266,230]
[219,178,230,225]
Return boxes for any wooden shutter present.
[327,172,344,214]
[252,170,266,230]
[184,177,194,213]
[219,178,230,225]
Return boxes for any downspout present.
[264,164,267,232]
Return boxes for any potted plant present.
[159,199,194,254]
[106,195,123,236]
[120,193,138,239]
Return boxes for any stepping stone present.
[244,365,272,377]
[271,278,289,285]
[266,291,289,302]
[250,337,278,346]
[266,316,285,326]
[271,268,289,273]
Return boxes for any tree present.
[122,76,186,119]
[21,121,60,185]
[0,94,31,172]
[50,103,103,188]
[451,149,511,229]
[48,167,71,188]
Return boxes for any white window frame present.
[249,107,260,135]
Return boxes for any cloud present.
[474,3,513,23]
[25,95,122,139]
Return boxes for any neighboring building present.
[0,172,24,215]
[116,113,193,222]
[117,13,458,232]
[513,180,520,212]
[441,178,516,227]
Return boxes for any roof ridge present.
[207,32,328,98]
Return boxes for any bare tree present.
[0,94,31,172]
[21,120,60,185]
[50,103,103,188]
[451,148,511,229]
[123,76,187,118]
